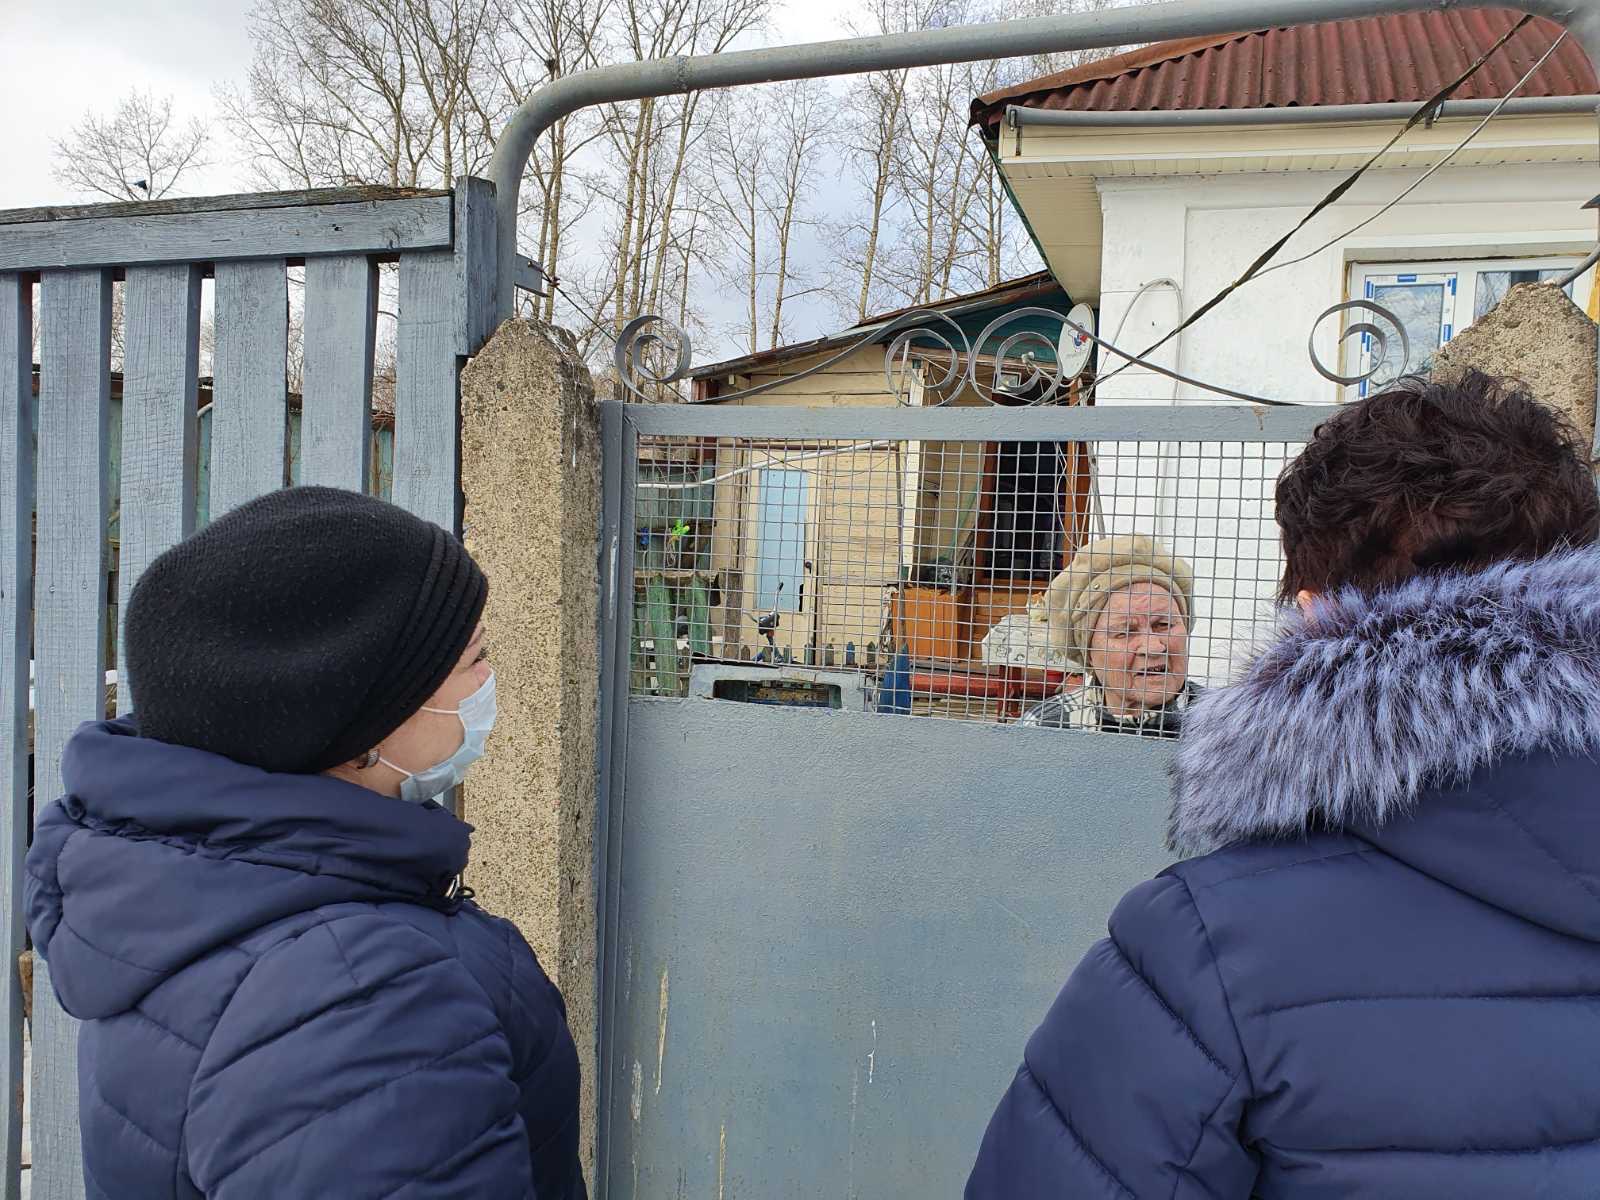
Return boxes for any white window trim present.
[1345,254,1591,394]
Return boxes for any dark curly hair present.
[1276,370,1599,601]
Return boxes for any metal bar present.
[0,194,454,273]
[0,273,32,1200]
[211,260,289,519]
[619,401,1339,442]
[34,267,112,1200]
[301,256,378,493]
[119,265,203,710]
[486,0,1600,317]
[1006,94,1600,128]
[593,404,638,1189]
[1553,244,1600,287]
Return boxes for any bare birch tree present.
[596,0,769,337]
[489,0,612,319]
[52,90,211,202]
[221,0,501,189]
[762,80,830,349]
[824,0,1122,317]
[703,92,769,355]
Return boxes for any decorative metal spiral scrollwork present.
[881,310,972,406]
[1307,300,1410,389]
[613,315,693,400]
[967,306,1084,404]
[613,296,1394,408]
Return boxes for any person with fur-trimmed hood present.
[968,371,1600,1198]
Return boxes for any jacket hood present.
[25,718,472,1020]
[1170,548,1600,938]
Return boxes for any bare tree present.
[819,0,962,322]
[703,92,768,355]
[828,69,910,323]
[596,0,770,338]
[221,0,501,190]
[52,90,210,202]
[491,0,612,319]
[886,54,979,305]
[761,81,830,349]
[823,0,1123,316]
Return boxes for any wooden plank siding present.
[0,192,454,273]
[0,274,33,1200]
[210,260,289,518]
[301,256,378,492]
[716,346,902,408]
[32,268,115,1200]
[0,185,450,225]
[117,265,202,710]
[393,180,496,531]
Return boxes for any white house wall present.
[1089,159,1597,686]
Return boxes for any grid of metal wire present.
[627,430,1302,737]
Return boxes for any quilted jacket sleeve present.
[185,911,537,1198]
[967,873,1259,1200]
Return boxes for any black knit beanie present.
[125,486,488,774]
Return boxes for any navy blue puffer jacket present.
[26,718,585,1199]
[969,549,1600,1198]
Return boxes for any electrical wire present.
[1105,13,1539,382]
[1256,32,1569,280]
[1090,278,1181,391]
[549,278,615,350]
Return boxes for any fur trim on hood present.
[1169,547,1600,855]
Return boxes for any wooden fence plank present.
[393,251,457,529]
[211,260,288,519]
[0,185,449,225]
[453,178,498,358]
[392,179,497,533]
[118,265,202,711]
[0,194,454,273]
[33,267,113,1200]
[0,274,33,1200]
[301,256,376,492]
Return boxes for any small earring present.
[358,748,380,770]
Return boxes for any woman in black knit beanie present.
[26,486,586,1199]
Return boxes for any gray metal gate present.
[596,400,1334,1195]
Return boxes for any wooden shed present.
[637,273,1096,718]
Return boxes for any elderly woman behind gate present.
[1017,534,1198,737]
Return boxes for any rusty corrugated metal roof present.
[970,9,1596,132]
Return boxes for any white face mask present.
[379,671,497,804]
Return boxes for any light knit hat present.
[1038,534,1195,666]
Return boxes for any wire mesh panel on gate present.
[627,431,1301,736]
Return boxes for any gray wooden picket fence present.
[0,178,501,1200]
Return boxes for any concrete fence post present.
[459,317,602,1175]
[1431,282,1599,473]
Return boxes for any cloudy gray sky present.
[1,0,860,210]
[2,0,878,357]
[2,0,259,208]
